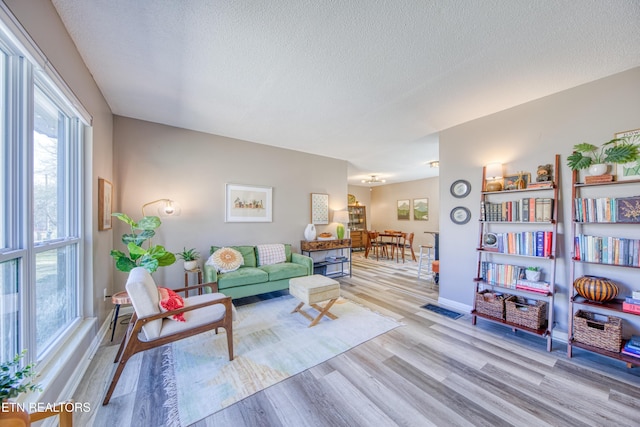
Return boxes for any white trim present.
[437,296,472,314]
[0,3,92,125]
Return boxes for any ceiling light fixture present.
[429,161,440,168]
[361,175,386,184]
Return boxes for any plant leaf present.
[605,144,639,164]
[572,143,598,153]
[112,212,136,227]
[139,256,160,273]
[116,257,137,272]
[566,152,592,170]
[137,216,161,231]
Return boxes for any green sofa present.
[203,244,313,299]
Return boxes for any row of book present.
[622,296,640,315]
[574,196,640,223]
[621,334,640,359]
[479,262,551,294]
[574,234,640,267]
[483,231,553,257]
[481,198,553,222]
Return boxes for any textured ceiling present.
[51,0,640,185]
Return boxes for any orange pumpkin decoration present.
[574,275,618,302]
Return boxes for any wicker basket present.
[475,290,508,319]
[573,310,622,353]
[505,296,547,329]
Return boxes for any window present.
[0,29,84,363]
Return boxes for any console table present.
[300,239,352,278]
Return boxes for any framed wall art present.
[310,193,329,224]
[615,128,640,181]
[225,184,273,222]
[413,198,428,220]
[98,178,113,231]
[503,172,530,190]
[397,199,410,220]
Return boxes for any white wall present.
[112,116,348,288]
[439,67,640,334]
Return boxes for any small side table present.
[184,267,203,297]
[110,291,131,342]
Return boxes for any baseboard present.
[437,297,472,314]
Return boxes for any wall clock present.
[450,206,471,224]
[450,179,471,198]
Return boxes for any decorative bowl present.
[574,275,619,302]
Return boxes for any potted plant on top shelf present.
[567,137,639,175]
[0,350,41,424]
[178,247,200,271]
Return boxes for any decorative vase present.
[336,224,345,240]
[574,275,619,302]
[183,260,198,271]
[304,224,316,241]
[525,270,541,282]
[0,401,30,426]
[587,163,608,176]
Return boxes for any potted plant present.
[525,266,542,282]
[567,137,639,175]
[178,247,200,270]
[110,213,176,273]
[0,351,41,424]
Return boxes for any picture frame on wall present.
[413,198,428,220]
[311,193,329,224]
[615,128,640,181]
[98,178,113,231]
[397,199,410,220]
[225,183,273,222]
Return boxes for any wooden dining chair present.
[365,231,386,260]
[402,232,417,261]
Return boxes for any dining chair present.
[365,231,386,260]
[402,232,417,261]
[103,267,234,405]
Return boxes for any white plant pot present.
[184,260,198,271]
[525,270,541,282]
[587,163,608,176]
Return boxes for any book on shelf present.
[625,297,640,305]
[516,279,550,291]
[325,256,347,262]
[621,342,640,358]
[622,302,640,315]
[527,182,554,189]
[628,335,640,348]
[621,349,640,359]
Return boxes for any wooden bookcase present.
[567,170,640,367]
[348,205,367,250]
[471,154,560,351]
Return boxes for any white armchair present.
[103,267,233,405]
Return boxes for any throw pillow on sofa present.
[207,247,244,272]
[256,244,286,266]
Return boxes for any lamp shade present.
[333,210,349,223]
[485,163,503,180]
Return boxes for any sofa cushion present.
[217,267,268,290]
[158,287,186,322]
[210,245,257,268]
[256,244,286,266]
[259,262,309,281]
[207,247,244,273]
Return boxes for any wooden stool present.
[417,244,434,280]
[289,275,340,327]
[110,290,131,342]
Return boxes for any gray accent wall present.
[438,67,640,334]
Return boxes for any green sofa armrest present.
[291,252,313,275]
[203,264,219,284]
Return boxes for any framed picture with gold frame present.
[311,193,329,224]
[503,172,531,190]
[98,178,113,231]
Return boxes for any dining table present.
[378,231,405,263]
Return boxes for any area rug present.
[421,303,464,320]
[163,294,402,426]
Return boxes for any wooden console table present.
[301,239,352,278]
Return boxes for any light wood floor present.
[75,252,640,426]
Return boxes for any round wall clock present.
[450,206,471,224]
[450,180,471,198]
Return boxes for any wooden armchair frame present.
[103,282,233,405]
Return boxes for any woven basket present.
[475,290,508,319]
[505,296,547,329]
[573,310,622,353]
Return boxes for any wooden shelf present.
[571,296,640,316]
[477,249,554,259]
[570,339,640,367]
[481,220,555,224]
[472,311,549,337]
[481,185,556,195]
[574,178,640,187]
[476,280,552,298]
[571,258,640,269]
